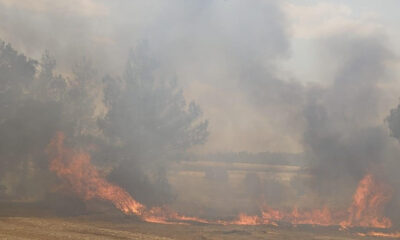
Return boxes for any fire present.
[46,132,209,224]
[287,206,334,226]
[358,231,400,238]
[141,206,210,224]
[46,132,395,232]
[46,132,145,215]
[229,175,393,229]
[261,205,284,225]
[341,174,392,229]
[231,213,260,225]
[228,206,339,227]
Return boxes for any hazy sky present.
[1,0,400,154]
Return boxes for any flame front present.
[227,206,340,227]
[46,132,209,224]
[358,231,400,238]
[229,174,393,229]
[46,132,146,215]
[341,174,392,229]
[231,213,261,225]
[46,132,395,232]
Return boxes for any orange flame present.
[46,132,146,215]
[231,213,260,225]
[46,132,209,224]
[229,175,392,229]
[288,206,334,226]
[358,231,400,238]
[228,206,340,227]
[46,132,394,231]
[341,174,392,229]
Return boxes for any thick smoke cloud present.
[0,0,304,153]
[301,30,400,210]
[1,0,400,222]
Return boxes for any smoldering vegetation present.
[1,0,400,230]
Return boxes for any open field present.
[0,215,388,240]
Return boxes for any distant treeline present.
[195,152,306,166]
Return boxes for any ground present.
[0,216,386,240]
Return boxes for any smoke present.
[301,28,398,198]
[289,27,400,229]
[0,0,304,153]
[1,0,400,227]
[0,0,297,210]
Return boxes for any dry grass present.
[0,216,383,240]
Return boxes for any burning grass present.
[39,132,400,239]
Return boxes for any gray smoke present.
[1,0,400,222]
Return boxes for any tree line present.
[0,41,208,206]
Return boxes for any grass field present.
[0,215,387,240]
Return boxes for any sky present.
[1,0,400,154]
[284,0,400,84]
